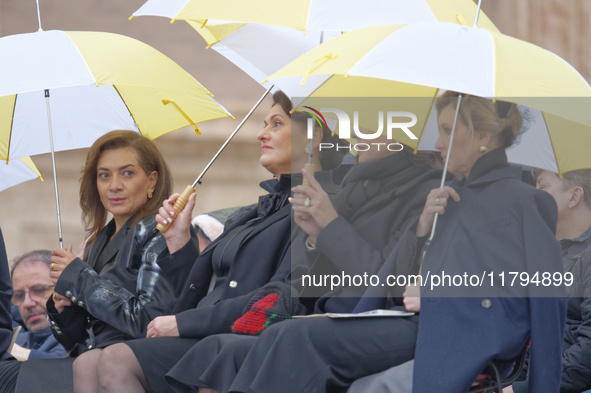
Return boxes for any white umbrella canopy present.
[0,157,43,193]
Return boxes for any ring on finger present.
[304,197,311,207]
[50,262,56,271]
[436,197,440,205]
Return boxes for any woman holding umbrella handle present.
[23,131,191,393]
[410,91,566,393]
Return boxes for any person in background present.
[9,250,66,360]
[507,169,591,392]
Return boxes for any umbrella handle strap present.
[299,53,338,86]
[162,99,202,134]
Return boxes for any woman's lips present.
[109,197,126,205]
[261,145,272,151]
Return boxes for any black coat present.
[172,173,338,338]
[124,172,338,393]
[0,228,13,360]
[47,216,192,353]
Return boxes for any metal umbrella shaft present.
[428,93,463,243]
[425,0,480,239]
[157,85,274,232]
[45,89,64,248]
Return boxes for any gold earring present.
[148,191,153,199]
[479,146,487,153]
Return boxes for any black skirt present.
[165,334,257,393]
[125,337,199,393]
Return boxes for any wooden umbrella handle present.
[302,163,315,186]
[156,185,196,233]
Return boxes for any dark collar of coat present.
[452,147,521,189]
[260,171,336,195]
[561,225,591,248]
[86,215,136,273]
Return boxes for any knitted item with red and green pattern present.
[232,293,280,335]
[231,282,306,336]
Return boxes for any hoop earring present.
[148,191,153,199]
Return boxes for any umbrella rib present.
[112,86,141,131]
[5,94,18,163]
[540,111,562,177]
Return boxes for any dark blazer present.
[47,216,192,353]
[171,173,338,339]
[0,228,13,360]
[84,217,133,274]
[412,149,566,393]
[15,329,66,359]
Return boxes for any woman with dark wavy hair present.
[18,130,189,393]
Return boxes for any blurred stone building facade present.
[0,0,589,260]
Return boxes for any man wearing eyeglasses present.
[10,250,66,360]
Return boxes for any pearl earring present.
[479,146,487,153]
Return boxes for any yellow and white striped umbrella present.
[0,30,232,161]
[266,22,591,175]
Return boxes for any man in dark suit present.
[10,250,66,360]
